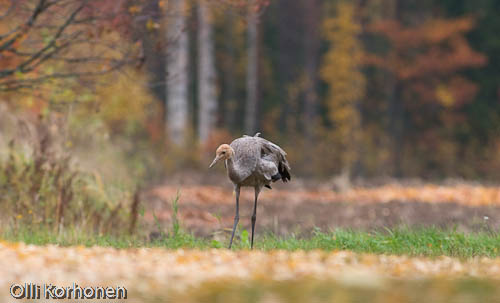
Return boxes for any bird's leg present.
[228,185,240,249]
[251,186,261,249]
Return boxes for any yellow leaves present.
[323,4,361,41]
[146,19,160,31]
[93,69,155,133]
[128,5,141,14]
[1,244,500,302]
[436,85,455,107]
[433,77,479,109]
[320,2,365,169]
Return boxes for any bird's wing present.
[230,135,291,183]
[258,137,291,182]
[258,157,278,181]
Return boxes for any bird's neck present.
[226,157,236,170]
[226,157,244,182]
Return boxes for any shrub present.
[0,118,140,236]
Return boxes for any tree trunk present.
[388,81,404,177]
[197,0,217,144]
[276,0,300,134]
[303,0,320,140]
[386,0,404,177]
[222,13,237,131]
[245,2,258,135]
[166,0,189,145]
[136,0,165,104]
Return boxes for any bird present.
[209,132,291,249]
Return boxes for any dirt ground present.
[143,175,500,237]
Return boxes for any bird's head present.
[209,144,234,168]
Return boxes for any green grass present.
[2,227,500,258]
[258,228,500,258]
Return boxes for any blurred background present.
[1,0,500,236]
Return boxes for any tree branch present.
[0,1,86,78]
[0,0,50,47]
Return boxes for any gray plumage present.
[209,133,291,249]
[226,133,291,187]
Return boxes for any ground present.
[3,177,500,302]
[2,242,500,302]
[145,176,500,237]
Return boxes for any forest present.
[1,0,499,182]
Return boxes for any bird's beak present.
[209,155,222,168]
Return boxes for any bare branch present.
[0,1,86,78]
[0,0,50,48]
[0,0,137,92]
[0,58,129,91]
[0,0,16,21]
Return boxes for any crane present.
[209,133,291,249]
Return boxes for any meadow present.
[2,1,500,301]
[2,131,500,302]
[3,226,500,259]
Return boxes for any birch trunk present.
[245,2,258,135]
[166,0,189,145]
[197,1,217,144]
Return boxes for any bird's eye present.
[221,151,226,154]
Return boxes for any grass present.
[2,227,500,258]
[259,228,500,258]
[1,141,499,259]
[0,135,139,236]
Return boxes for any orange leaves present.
[152,183,500,207]
[397,37,486,81]
[339,184,500,207]
[370,17,476,49]
[365,13,487,144]
[423,17,475,43]
[367,16,486,83]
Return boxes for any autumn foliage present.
[0,0,499,180]
[321,2,365,176]
[366,17,486,107]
